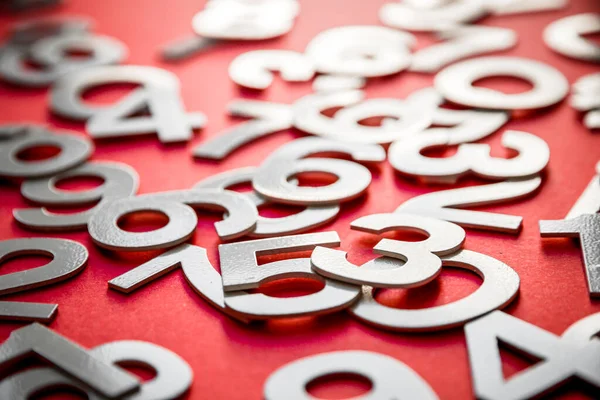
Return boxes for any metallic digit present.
[311,213,465,288]
[14,161,139,231]
[395,176,542,233]
[465,311,600,400]
[305,25,415,77]
[219,233,360,319]
[544,13,600,63]
[50,65,206,143]
[223,259,360,319]
[192,100,293,160]
[253,137,386,205]
[0,238,88,322]
[349,250,520,332]
[0,323,139,399]
[87,87,205,143]
[88,189,258,251]
[410,25,517,73]
[264,350,439,400]
[194,167,340,238]
[229,50,315,90]
[540,214,600,297]
[0,125,92,179]
[0,341,192,400]
[89,198,195,252]
[434,56,569,111]
[389,130,550,183]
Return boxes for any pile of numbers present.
[0,0,599,399]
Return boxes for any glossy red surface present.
[0,1,599,399]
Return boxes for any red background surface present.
[0,0,599,399]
